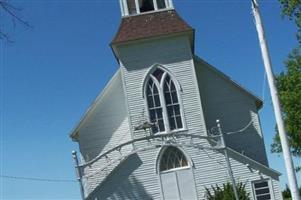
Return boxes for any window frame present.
[122,0,172,16]
[159,146,189,172]
[252,179,274,200]
[144,66,186,134]
[156,145,193,174]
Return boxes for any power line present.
[0,175,77,183]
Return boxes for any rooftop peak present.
[119,0,174,17]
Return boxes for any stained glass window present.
[160,146,188,172]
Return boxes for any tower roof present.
[111,10,194,45]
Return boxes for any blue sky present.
[0,0,300,199]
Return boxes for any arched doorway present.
[158,146,197,200]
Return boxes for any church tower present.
[71,1,282,199]
[111,0,203,140]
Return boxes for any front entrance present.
[158,146,197,200]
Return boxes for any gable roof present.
[194,56,263,109]
[69,69,123,140]
[111,10,194,45]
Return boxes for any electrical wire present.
[225,120,254,135]
[0,175,77,183]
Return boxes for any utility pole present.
[251,1,300,199]
[216,120,239,200]
[72,151,85,200]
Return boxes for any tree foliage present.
[205,182,250,200]
[271,49,301,162]
[271,0,301,172]
[279,0,301,42]
[281,184,301,199]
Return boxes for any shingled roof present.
[111,10,194,44]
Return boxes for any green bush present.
[205,182,250,200]
[281,185,301,199]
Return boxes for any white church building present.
[70,0,283,199]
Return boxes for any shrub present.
[205,182,250,200]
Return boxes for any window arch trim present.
[142,64,182,99]
[155,145,194,174]
[142,64,186,133]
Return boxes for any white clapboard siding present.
[78,34,282,199]
[76,69,132,195]
[88,144,282,200]
[194,57,268,165]
[118,35,207,142]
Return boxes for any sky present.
[0,0,300,199]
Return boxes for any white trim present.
[155,145,194,174]
[194,56,263,108]
[123,0,129,16]
[160,166,190,174]
[251,179,274,200]
[190,57,208,134]
[134,0,140,14]
[153,0,158,10]
[119,0,125,16]
[168,0,174,8]
[142,64,183,98]
[120,64,136,146]
[121,7,174,18]
[69,69,122,140]
[142,64,186,134]
[120,0,173,17]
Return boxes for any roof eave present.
[194,56,263,110]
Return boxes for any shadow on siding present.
[89,153,153,200]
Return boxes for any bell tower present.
[119,0,174,16]
[111,0,202,142]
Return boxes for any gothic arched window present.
[145,68,183,134]
[159,146,188,172]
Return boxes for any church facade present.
[70,1,283,199]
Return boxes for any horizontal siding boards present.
[77,70,132,197]
[181,145,280,200]
[195,59,268,165]
[121,36,206,141]
[271,179,283,200]
[86,133,281,199]
[108,36,207,199]
[81,34,281,199]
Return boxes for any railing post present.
[216,120,239,200]
[72,151,85,200]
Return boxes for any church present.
[70,0,283,199]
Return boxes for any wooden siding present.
[78,35,281,199]
[77,70,132,195]
[88,145,282,200]
[194,59,269,165]
[118,35,207,141]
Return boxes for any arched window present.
[145,68,183,134]
[146,78,165,133]
[159,146,188,172]
[163,74,182,131]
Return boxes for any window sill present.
[160,166,190,174]
[154,128,188,136]
[122,8,174,18]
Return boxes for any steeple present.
[119,0,174,17]
[112,0,194,52]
